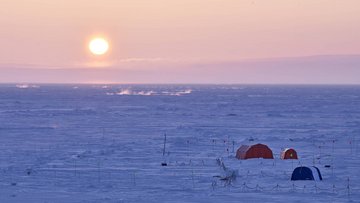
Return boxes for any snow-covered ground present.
[0,84,359,202]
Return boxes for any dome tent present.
[236,143,274,159]
[291,166,322,181]
[281,148,298,159]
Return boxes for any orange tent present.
[236,143,274,159]
[281,148,298,159]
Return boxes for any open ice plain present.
[0,84,359,202]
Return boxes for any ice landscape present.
[0,84,359,202]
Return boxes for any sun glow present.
[88,38,109,55]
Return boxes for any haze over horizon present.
[1,0,360,84]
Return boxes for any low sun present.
[89,38,109,55]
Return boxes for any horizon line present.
[1,82,360,86]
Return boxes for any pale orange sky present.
[0,0,360,83]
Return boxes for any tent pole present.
[163,133,167,156]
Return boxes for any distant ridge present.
[1,54,360,84]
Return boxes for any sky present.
[0,0,360,84]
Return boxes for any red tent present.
[281,148,298,159]
[236,143,274,159]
